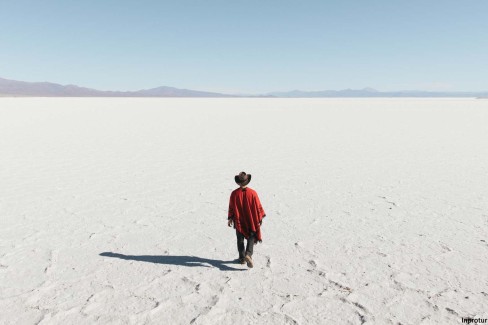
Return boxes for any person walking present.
[228,172,266,268]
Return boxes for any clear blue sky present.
[1,0,487,93]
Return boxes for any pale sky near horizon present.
[1,0,487,94]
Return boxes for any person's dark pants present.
[236,230,255,258]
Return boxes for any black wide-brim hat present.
[235,171,251,186]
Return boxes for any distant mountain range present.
[266,88,488,98]
[0,77,233,97]
[1,77,487,98]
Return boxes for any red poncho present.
[228,187,266,243]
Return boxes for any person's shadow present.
[100,252,246,271]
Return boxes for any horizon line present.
[1,76,488,96]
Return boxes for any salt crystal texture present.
[0,98,487,324]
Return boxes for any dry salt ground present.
[0,98,487,324]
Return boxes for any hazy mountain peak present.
[0,77,232,97]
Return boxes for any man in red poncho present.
[228,171,266,268]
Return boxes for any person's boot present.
[245,254,253,268]
[238,251,246,264]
